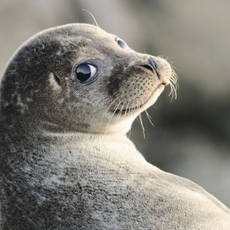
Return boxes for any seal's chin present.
[112,84,165,116]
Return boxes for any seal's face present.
[0,24,177,134]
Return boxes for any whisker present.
[167,68,178,101]
[139,112,145,139]
[81,9,99,27]
[99,96,120,130]
[145,110,155,127]
[117,103,125,122]
[105,101,121,133]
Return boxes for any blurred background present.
[0,0,229,206]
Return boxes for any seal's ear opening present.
[48,73,61,90]
[54,74,61,86]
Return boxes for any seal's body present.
[0,24,229,229]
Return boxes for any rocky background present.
[0,0,229,207]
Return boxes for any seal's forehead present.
[37,23,115,41]
[10,23,118,65]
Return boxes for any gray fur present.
[0,23,230,229]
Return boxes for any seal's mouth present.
[114,106,142,115]
[111,83,166,116]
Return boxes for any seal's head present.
[0,23,177,134]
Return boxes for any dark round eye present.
[75,63,97,82]
[116,37,129,49]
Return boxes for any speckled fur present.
[0,24,230,230]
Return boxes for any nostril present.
[139,58,158,73]
[139,57,160,79]
[140,64,154,72]
[148,57,158,70]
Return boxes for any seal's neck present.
[39,131,131,147]
[38,115,136,135]
[38,131,146,164]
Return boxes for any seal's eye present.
[115,37,129,49]
[75,63,97,83]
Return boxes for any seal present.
[0,23,229,229]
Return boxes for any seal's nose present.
[139,58,160,79]
[139,58,157,72]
